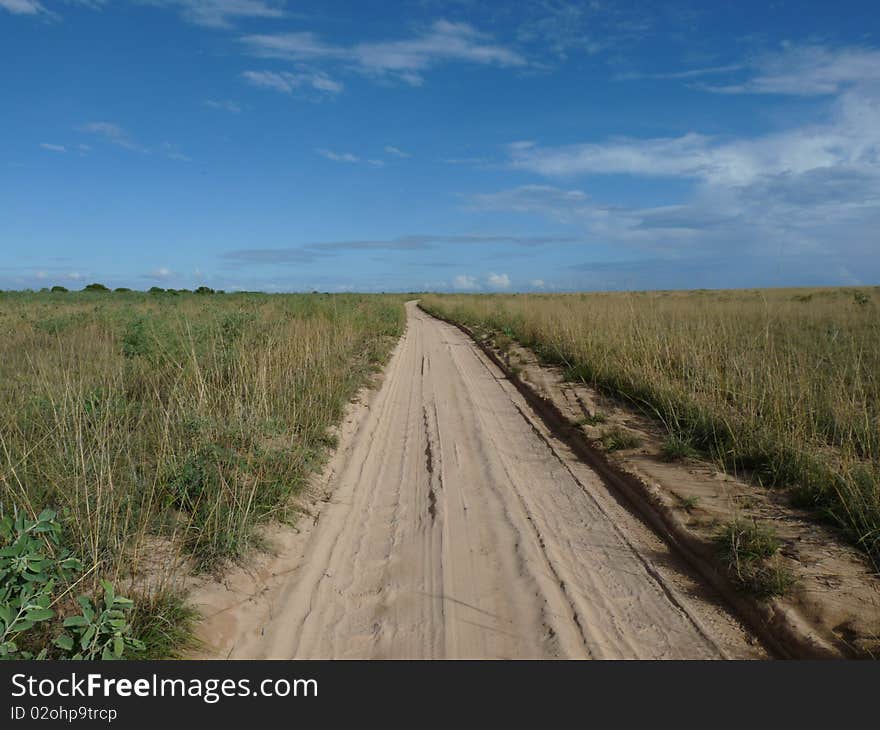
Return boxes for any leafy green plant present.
[1,509,142,660]
[55,582,145,660]
[0,509,81,659]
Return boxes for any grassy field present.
[421,287,880,565]
[0,290,404,657]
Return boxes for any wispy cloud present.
[204,99,242,113]
[161,142,190,162]
[221,248,320,265]
[223,233,576,268]
[507,87,880,188]
[615,63,744,82]
[384,145,410,158]
[0,0,49,16]
[242,70,343,95]
[0,0,48,15]
[77,121,188,160]
[39,142,66,153]
[316,148,359,163]
[702,44,880,96]
[78,121,144,151]
[241,20,526,86]
[148,0,285,29]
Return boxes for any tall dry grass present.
[0,290,404,648]
[421,287,880,562]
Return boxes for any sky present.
[2,0,879,293]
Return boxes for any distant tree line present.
[44,283,225,294]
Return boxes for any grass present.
[661,434,700,462]
[0,289,405,655]
[716,519,794,597]
[678,494,700,511]
[420,287,880,565]
[576,412,608,426]
[129,590,201,659]
[599,426,641,452]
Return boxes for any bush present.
[50,285,68,293]
[83,283,110,292]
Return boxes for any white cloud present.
[316,148,359,163]
[616,64,745,82]
[204,99,242,113]
[152,0,284,29]
[242,70,342,94]
[507,87,880,188]
[241,20,526,86]
[0,0,48,15]
[161,142,190,162]
[470,184,595,223]
[703,45,880,96]
[453,274,480,290]
[150,267,174,280]
[39,143,66,153]
[530,279,545,288]
[487,272,511,289]
[384,145,410,158]
[78,121,143,151]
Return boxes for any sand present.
[189,302,764,659]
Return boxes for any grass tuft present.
[600,426,641,452]
[661,434,700,462]
[716,518,794,597]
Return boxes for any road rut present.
[193,302,765,659]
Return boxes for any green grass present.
[129,590,201,659]
[575,412,608,426]
[716,519,794,597]
[0,289,406,656]
[661,434,700,462]
[599,426,641,452]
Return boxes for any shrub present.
[55,582,145,660]
[83,283,110,292]
[0,508,141,660]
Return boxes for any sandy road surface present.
[193,302,764,659]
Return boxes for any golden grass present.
[0,290,404,640]
[421,287,880,562]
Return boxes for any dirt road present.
[193,302,765,659]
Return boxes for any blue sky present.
[2,1,879,292]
